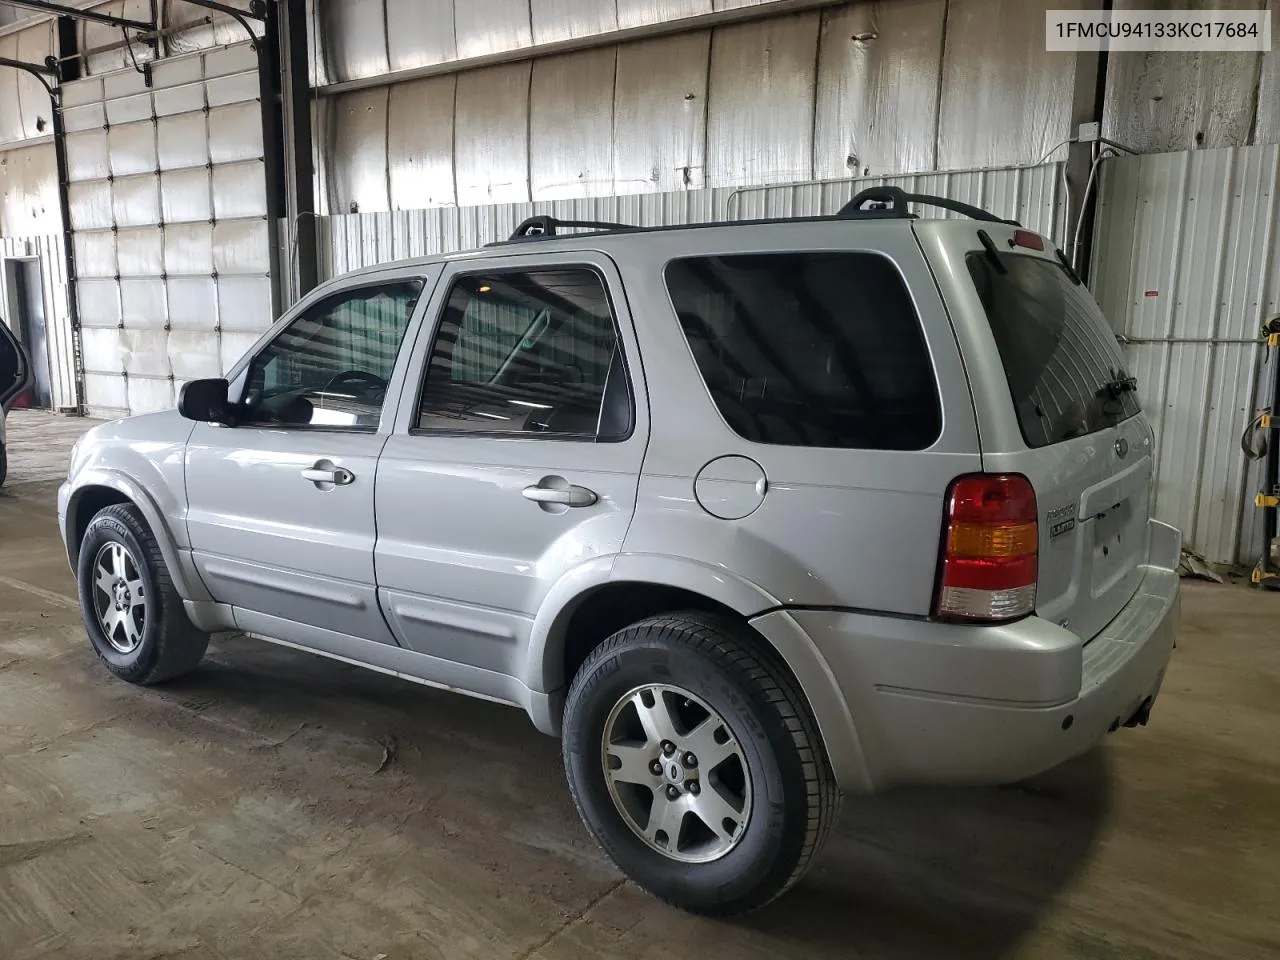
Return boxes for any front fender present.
[65,469,210,602]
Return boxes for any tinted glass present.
[241,281,422,430]
[967,251,1140,449]
[664,252,941,450]
[416,269,629,439]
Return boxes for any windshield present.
[967,250,1140,449]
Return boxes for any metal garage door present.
[62,41,273,419]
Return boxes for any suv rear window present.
[967,251,1141,449]
[664,252,941,450]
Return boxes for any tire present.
[76,503,209,684]
[0,441,7,488]
[562,612,839,915]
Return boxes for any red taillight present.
[1012,229,1045,251]
[934,474,1038,622]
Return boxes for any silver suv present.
[59,189,1180,915]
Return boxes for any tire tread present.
[83,503,208,684]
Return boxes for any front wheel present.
[561,612,839,915]
[76,503,209,684]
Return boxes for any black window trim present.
[407,263,637,444]
[661,248,945,452]
[229,277,427,435]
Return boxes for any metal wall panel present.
[706,15,820,187]
[613,31,709,194]
[322,0,389,83]
[0,35,18,145]
[328,87,390,213]
[0,24,55,147]
[617,0,712,29]
[1104,0,1269,154]
[454,0,534,59]
[936,0,1078,171]
[386,0,457,70]
[532,0,618,44]
[1256,0,1280,144]
[317,161,1065,278]
[1092,145,1280,566]
[0,141,59,236]
[13,20,54,141]
[454,62,532,205]
[530,48,617,200]
[814,0,944,179]
[387,75,457,209]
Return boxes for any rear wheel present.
[76,503,209,684]
[562,612,839,915]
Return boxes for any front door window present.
[238,281,423,430]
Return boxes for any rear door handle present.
[302,463,355,486]
[522,478,597,507]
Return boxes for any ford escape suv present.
[59,188,1179,915]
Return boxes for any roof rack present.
[489,188,1018,246]
[500,215,639,243]
[838,186,1021,225]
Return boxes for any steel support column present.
[279,0,317,301]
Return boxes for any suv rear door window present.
[664,252,941,450]
[966,251,1140,449]
[415,268,631,440]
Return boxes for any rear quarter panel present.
[604,220,983,616]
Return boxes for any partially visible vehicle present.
[0,317,34,488]
[58,189,1180,916]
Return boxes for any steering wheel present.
[321,370,387,400]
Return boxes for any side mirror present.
[178,378,232,424]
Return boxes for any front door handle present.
[302,462,355,487]
[522,478,598,508]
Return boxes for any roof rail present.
[838,186,1020,226]
[502,215,638,243]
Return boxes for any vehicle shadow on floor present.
[744,749,1110,957]
[152,636,1110,958]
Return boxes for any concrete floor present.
[1,410,1277,960]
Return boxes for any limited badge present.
[1048,504,1076,540]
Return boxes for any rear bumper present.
[752,519,1180,793]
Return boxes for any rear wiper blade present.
[1103,374,1138,398]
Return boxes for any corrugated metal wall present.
[1092,144,1280,567]
[0,233,75,411]
[315,162,1067,279]
[63,42,273,420]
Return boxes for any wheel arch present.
[524,556,870,791]
[66,474,208,602]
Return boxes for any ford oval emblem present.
[1115,437,1129,458]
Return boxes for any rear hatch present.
[919,222,1152,642]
